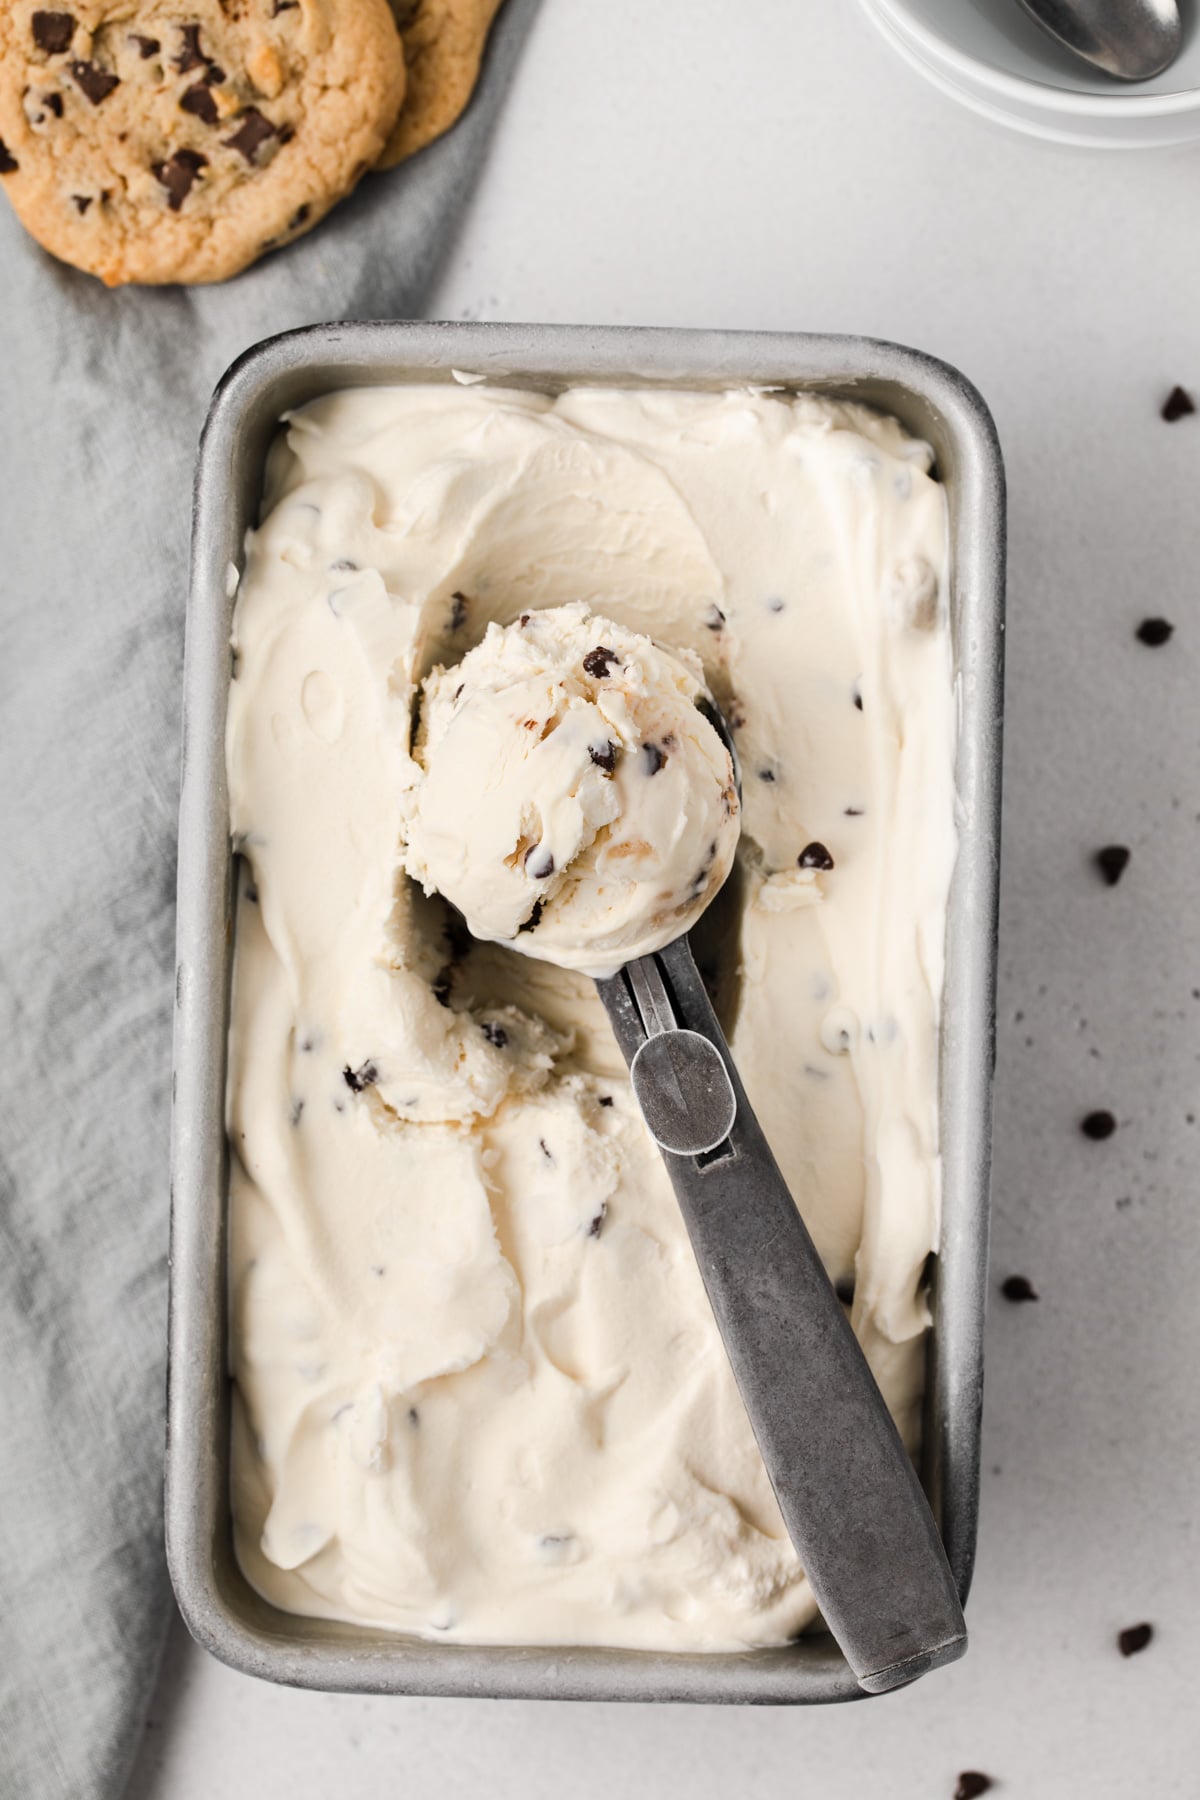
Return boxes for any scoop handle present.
[595,936,966,1694]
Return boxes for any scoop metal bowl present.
[595,697,966,1694]
[1014,0,1182,81]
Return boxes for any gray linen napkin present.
[0,6,538,1794]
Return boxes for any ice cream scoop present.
[406,605,965,1692]
[404,604,739,980]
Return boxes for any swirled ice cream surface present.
[225,383,956,1651]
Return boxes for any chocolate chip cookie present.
[378,0,502,168]
[0,3,407,285]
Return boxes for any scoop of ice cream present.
[404,603,740,978]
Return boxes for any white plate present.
[860,0,1200,148]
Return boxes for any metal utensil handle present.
[596,936,966,1693]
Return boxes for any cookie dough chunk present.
[0,2,407,285]
[378,0,502,168]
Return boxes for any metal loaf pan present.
[167,322,1005,1705]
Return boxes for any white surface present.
[127,2,1200,1794]
[860,0,1200,147]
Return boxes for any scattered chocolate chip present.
[223,106,279,163]
[1136,617,1173,647]
[587,1205,607,1238]
[451,684,464,703]
[589,740,618,773]
[287,202,309,229]
[598,1095,613,1107]
[449,591,469,631]
[1161,385,1195,422]
[289,1098,304,1126]
[0,140,18,175]
[852,681,863,712]
[32,12,75,54]
[1001,1274,1038,1303]
[766,595,786,613]
[519,611,531,627]
[180,81,219,124]
[480,1021,508,1049]
[538,1137,553,1162]
[834,1276,855,1306]
[583,646,618,679]
[1118,1622,1153,1657]
[70,60,119,104]
[1081,1109,1117,1140]
[642,743,666,776]
[70,193,92,214]
[205,64,226,84]
[518,899,545,934]
[174,24,206,72]
[705,604,726,632]
[153,148,206,210]
[342,1060,379,1094]
[955,1776,995,1800]
[798,841,835,871]
[329,557,357,572]
[757,767,776,784]
[1094,845,1130,887]
[525,844,555,879]
[45,91,63,116]
[407,1405,419,1426]
[131,33,160,58]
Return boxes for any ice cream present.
[224,382,957,1651]
[404,603,740,979]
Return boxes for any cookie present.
[377,0,502,168]
[0,2,407,285]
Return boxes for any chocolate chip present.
[174,24,206,72]
[798,842,835,871]
[1118,1622,1153,1657]
[342,1060,379,1094]
[1081,1109,1117,1140]
[852,681,863,712]
[518,899,545,934]
[525,844,555,879]
[598,1095,613,1107]
[587,1204,607,1239]
[766,595,786,613]
[407,1404,419,1426]
[538,1137,553,1162]
[288,202,309,229]
[289,1098,304,1126]
[70,193,91,213]
[757,767,776,784]
[153,148,206,210]
[1001,1274,1038,1303]
[705,604,726,632]
[70,60,119,104]
[180,81,219,124]
[589,740,617,773]
[0,140,17,175]
[1161,385,1195,422]
[131,33,160,58]
[583,646,618,679]
[844,805,864,817]
[642,743,666,776]
[519,611,531,627]
[954,1776,995,1800]
[1136,617,1174,647]
[480,1021,508,1049]
[449,591,469,631]
[1094,845,1130,887]
[223,106,279,162]
[205,64,226,84]
[44,91,63,115]
[32,12,75,54]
